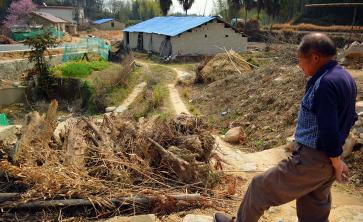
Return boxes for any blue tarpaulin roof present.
[94,18,114,24]
[123,16,215,36]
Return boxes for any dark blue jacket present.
[295,60,357,157]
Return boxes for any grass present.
[104,66,144,106]
[129,83,169,119]
[51,60,109,78]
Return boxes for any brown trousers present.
[237,143,336,222]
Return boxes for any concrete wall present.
[126,32,138,49]
[95,20,125,30]
[171,20,247,55]
[0,87,26,106]
[0,55,63,81]
[149,34,166,53]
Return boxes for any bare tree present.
[177,0,195,15]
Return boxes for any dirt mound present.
[0,101,220,217]
[191,65,306,151]
[196,50,252,83]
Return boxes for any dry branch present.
[82,117,105,141]
[0,193,20,203]
[0,194,201,209]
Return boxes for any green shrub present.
[52,60,109,78]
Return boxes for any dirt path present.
[114,82,147,113]
[142,61,363,221]
[168,84,190,115]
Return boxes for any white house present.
[123,16,247,57]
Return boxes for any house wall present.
[125,19,246,55]
[95,20,125,30]
[171,20,247,55]
[143,33,166,53]
[126,32,138,49]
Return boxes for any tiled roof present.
[32,11,68,23]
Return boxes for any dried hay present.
[0,103,219,214]
[196,50,252,83]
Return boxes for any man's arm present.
[314,80,348,182]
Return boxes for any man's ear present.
[313,54,320,62]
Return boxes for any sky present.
[170,0,214,16]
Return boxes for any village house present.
[30,11,67,32]
[123,16,247,56]
[37,6,84,24]
[37,5,84,34]
[93,18,125,30]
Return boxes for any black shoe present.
[214,212,236,222]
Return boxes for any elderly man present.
[215,33,357,222]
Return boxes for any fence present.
[62,37,111,62]
[11,28,64,42]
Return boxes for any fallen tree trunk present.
[0,193,201,209]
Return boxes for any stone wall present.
[0,55,63,81]
[0,87,26,106]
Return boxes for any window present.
[225,35,229,37]
[205,34,207,38]
[111,22,114,27]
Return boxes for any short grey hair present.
[298,33,336,57]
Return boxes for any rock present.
[330,205,363,222]
[221,111,228,116]
[223,127,244,143]
[342,133,356,158]
[344,42,363,59]
[183,214,214,222]
[355,120,363,127]
[0,125,21,144]
[103,214,157,222]
[357,138,363,144]
[352,128,358,135]
[138,117,145,124]
[177,70,196,85]
[12,81,21,87]
[53,117,78,144]
[357,127,363,134]
[105,106,117,113]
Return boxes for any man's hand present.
[330,157,349,183]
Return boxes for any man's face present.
[298,52,320,77]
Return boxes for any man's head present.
[297,33,336,76]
